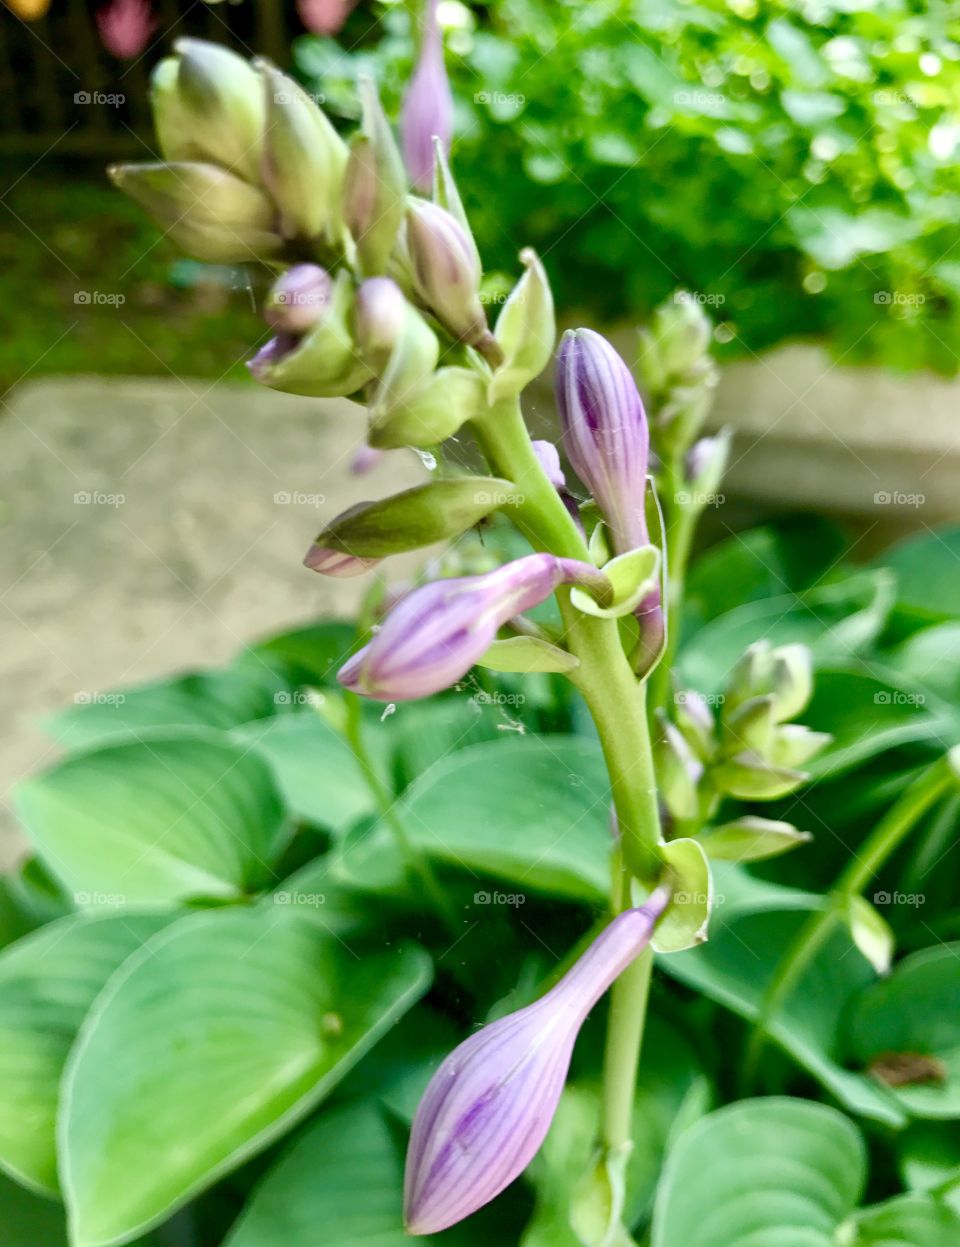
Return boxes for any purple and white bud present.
[556,328,651,555]
[401,0,453,192]
[264,264,332,335]
[303,546,380,577]
[337,552,610,701]
[533,439,582,534]
[350,444,386,476]
[405,199,489,347]
[354,276,408,362]
[403,886,672,1235]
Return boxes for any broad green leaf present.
[61,909,432,1246]
[0,913,169,1194]
[348,736,611,902]
[877,525,960,625]
[661,901,904,1125]
[803,669,955,779]
[224,1101,415,1247]
[679,571,894,695]
[651,1098,865,1247]
[16,732,288,907]
[682,521,846,637]
[243,621,357,688]
[371,695,503,791]
[847,1193,960,1246]
[845,943,960,1120]
[898,1121,960,1195]
[888,622,960,705]
[0,879,38,952]
[44,666,290,751]
[232,713,386,837]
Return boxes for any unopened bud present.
[655,714,703,822]
[354,276,409,365]
[260,64,348,246]
[405,198,488,346]
[489,248,555,402]
[265,265,332,334]
[770,644,813,722]
[108,162,283,264]
[343,77,407,275]
[172,38,265,183]
[712,751,806,801]
[401,0,453,192]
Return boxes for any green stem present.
[341,694,461,936]
[649,455,698,716]
[470,394,664,1164]
[741,758,952,1089]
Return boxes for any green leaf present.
[61,909,432,1246]
[878,525,960,624]
[898,1121,960,1194]
[679,571,894,696]
[848,1193,960,1246]
[661,901,904,1125]
[652,838,711,953]
[44,666,290,751]
[478,636,579,674]
[313,477,515,558]
[697,816,811,863]
[0,913,169,1194]
[232,713,386,837]
[888,622,960,704]
[244,621,357,688]
[223,1100,412,1247]
[804,668,954,779]
[16,732,288,907]
[845,943,960,1120]
[651,1098,865,1247]
[348,736,611,902]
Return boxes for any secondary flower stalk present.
[404,886,672,1235]
[338,552,611,701]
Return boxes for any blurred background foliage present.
[298,0,960,371]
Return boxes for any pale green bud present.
[260,64,347,246]
[342,76,407,276]
[655,714,703,822]
[150,58,201,163]
[369,366,487,449]
[711,751,806,800]
[406,198,489,347]
[488,248,555,403]
[673,690,716,760]
[770,644,814,722]
[724,641,773,714]
[173,38,265,183]
[769,724,832,768]
[722,694,776,757]
[108,162,283,264]
[698,816,812,863]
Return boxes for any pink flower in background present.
[297,0,355,36]
[96,0,156,60]
[402,0,453,190]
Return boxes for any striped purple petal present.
[403,887,671,1234]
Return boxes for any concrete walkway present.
[0,377,428,867]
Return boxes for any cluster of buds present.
[636,292,722,501]
[657,641,831,856]
[110,38,554,451]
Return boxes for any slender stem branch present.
[741,758,952,1089]
[341,693,461,935]
[650,455,698,716]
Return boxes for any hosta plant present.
[0,33,959,1247]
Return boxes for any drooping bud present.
[636,292,719,458]
[405,198,489,347]
[260,64,348,247]
[248,271,373,397]
[338,553,611,701]
[264,264,332,335]
[401,0,454,192]
[403,887,672,1235]
[304,477,515,576]
[302,548,380,578]
[489,248,555,403]
[171,39,265,183]
[556,328,650,555]
[107,162,284,264]
[342,76,408,276]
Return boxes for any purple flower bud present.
[402,0,454,192]
[531,439,566,491]
[354,276,408,361]
[350,443,386,476]
[404,886,672,1235]
[556,328,650,555]
[303,545,380,577]
[337,552,610,701]
[264,264,332,335]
